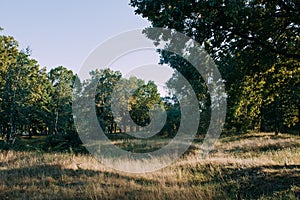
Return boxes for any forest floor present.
[0,132,299,200]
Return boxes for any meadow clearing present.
[0,132,299,200]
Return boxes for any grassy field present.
[0,132,299,199]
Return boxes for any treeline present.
[1,0,300,148]
[0,30,184,146]
[77,69,165,135]
[0,31,75,142]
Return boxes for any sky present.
[0,0,157,74]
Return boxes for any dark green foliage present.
[44,133,87,154]
[130,0,300,134]
[1,0,300,154]
[0,29,82,152]
[80,68,163,135]
[0,31,52,141]
[48,66,75,135]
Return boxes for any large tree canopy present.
[130,0,300,133]
[130,0,299,60]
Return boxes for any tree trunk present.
[298,105,300,136]
[54,110,59,134]
[29,128,32,139]
[31,126,37,138]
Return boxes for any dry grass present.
[0,132,299,199]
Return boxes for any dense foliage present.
[0,29,172,152]
[130,0,300,134]
[0,1,299,152]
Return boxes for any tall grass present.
[0,132,299,199]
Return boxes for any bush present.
[44,132,88,154]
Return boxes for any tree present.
[80,68,163,135]
[16,51,52,139]
[48,66,74,135]
[236,60,300,134]
[0,31,20,141]
[0,29,52,141]
[82,68,122,134]
[159,96,181,137]
[130,0,300,133]
[110,76,144,133]
[129,80,162,132]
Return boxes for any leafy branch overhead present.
[130,0,300,134]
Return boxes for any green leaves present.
[48,66,75,135]
[236,60,300,131]
[79,68,163,134]
[0,33,53,140]
[130,0,300,133]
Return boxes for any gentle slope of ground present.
[0,132,299,199]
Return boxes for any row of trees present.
[2,0,299,143]
[130,0,300,134]
[0,30,75,142]
[1,28,175,143]
[81,68,163,134]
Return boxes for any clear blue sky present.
[0,0,152,73]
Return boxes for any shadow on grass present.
[220,164,300,199]
[0,164,159,199]
[0,161,299,199]
[178,163,300,199]
[0,164,159,184]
